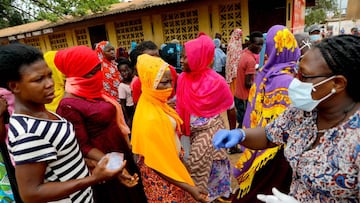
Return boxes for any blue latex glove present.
[212,129,245,149]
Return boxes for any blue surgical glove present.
[212,129,245,149]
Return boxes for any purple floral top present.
[265,106,360,202]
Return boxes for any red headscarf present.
[54,46,130,136]
[176,34,233,135]
[54,46,102,99]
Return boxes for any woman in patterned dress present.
[214,34,360,202]
[176,33,234,202]
[95,41,122,101]
[225,28,243,94]
[232,25,300,203]
[0,43,124,203]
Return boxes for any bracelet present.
[239,128,246,142]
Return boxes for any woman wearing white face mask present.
[212,34,360,202]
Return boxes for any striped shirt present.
[8,113,93,203]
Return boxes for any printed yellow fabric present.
[44,51,65,112]
[131,54,194,186]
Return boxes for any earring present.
[331,88,336,93]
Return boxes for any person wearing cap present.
[308,24,322,44]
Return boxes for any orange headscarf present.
[54,46,130,136]
[131,54,194,186]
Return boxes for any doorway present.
[88,24,108,49]
[248,0,287,33]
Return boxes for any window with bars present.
[162,9,199,44]
[48,32,69,50]
[75,28,90,46]
[114,19,144,50]
[24,37,41,50]
[219,2,242,45]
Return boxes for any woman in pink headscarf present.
[176,33,234,202]
[226,28,243,94]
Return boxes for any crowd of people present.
[0,23,359,203]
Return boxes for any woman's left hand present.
[117,168,139,187]
[188,186,209,203]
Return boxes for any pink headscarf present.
[176,33,233,135]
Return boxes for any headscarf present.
[258,33,267,68]
[225,28,243,83]
[95,41,121,100]
[131,54,194,186]
[55,45,130,136]
[236,25,300,198]
[176,33,233,136]
[213,38,226,72]
[44,51,66,112]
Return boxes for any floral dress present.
[265,106,360,202]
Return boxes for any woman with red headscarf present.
[95,41,121,102]
[55,46,147,203]
[176,33,234,202]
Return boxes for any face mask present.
[288,76,336,112]
[309,34,321,42]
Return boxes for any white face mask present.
[288,76,336,112]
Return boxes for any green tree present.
[0,0,29,29]
[28,0,119,21]
[0,0,119,28]
[305,0,338,26]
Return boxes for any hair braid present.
[316,35,360,101]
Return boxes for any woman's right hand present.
[188,186,209,203]
[91,156,127,183]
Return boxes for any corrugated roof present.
[0,0,188,38]
[0,20,51,38]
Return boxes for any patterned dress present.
[266,106,360,202]
[137,152,196,203]
[188,115,231,202]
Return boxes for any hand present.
[92,156,126,183]
[257,187,299,203]
[188,186,209,203]
[117,168,139,188]
[212,129,245,149]
[84,158,98,173]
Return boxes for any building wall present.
[10,0,296,53]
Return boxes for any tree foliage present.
[31,0,119,21]
[0,0,29,29]
[0,0,119,29]
[305,0,339,27]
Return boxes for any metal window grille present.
[114,19,144,50]
[48,32,69,50]
[219,2,242,45]
[162,9,199,44]
[75,28,90,46]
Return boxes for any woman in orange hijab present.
[132,54,208,203]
